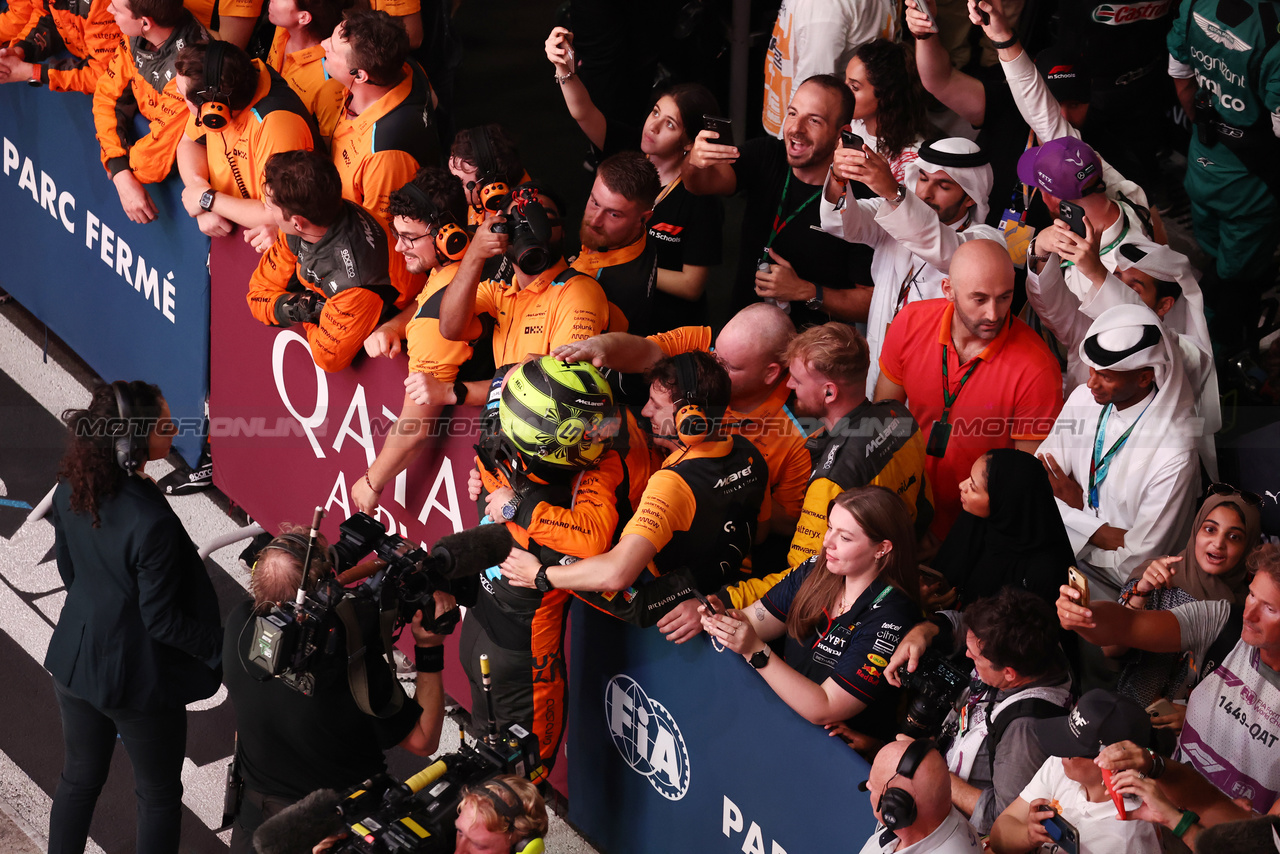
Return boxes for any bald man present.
[860,739,983,853]
[874,239,1063,540]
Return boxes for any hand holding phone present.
[1067,566,1090,606]
[910,0,940,35]
[1059,200,1088,238]
[702,114,734,148]
[840,129,865,151]
[693,589,719,616]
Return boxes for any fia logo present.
[606,675,690,800]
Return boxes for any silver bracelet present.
[554,70,574,84]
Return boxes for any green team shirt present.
[1168,0,1280,130]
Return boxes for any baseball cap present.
[1034,44,1091,104]
[1016,137,1102,200]
[1032,690,1152,758]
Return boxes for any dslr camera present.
[490,185,555,275]
[899,650,971,739]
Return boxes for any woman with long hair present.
[843,39,935,185]
[703,486,921,747]
[546,25,724,325]
[45,381,222,853]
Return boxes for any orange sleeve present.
[619,469,697,552]
[0,0,36,42]
[252,110,315,178]
[246,234,299,326]
[125,78,190,184]
[546,275,609,350]
[770,434,810,520]
[353,149,421,224]
[473,278,501,319]
[1009,344,1064,441]
[312,79,346,146]
[306,286,385,372]
[44,0,122,94]
[646,325,713,356]
[218,0,262,16]
[93,39,135,175]
[371,0,420,14]
[523,456,623,558]
[12,0,46,48]
[405,270,480,383]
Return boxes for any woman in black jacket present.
[45,381,223,854]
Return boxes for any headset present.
[469,779,545,854]
[877,739,935,834]
[672,352,712,446]
[469,126,511,214]
[195,41,231,130]
[398,181,469,262]
[110,381,149,474]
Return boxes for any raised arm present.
[907,0,986,126]
[681,130,739,196]
[545,27,607,149]
[1055,585,1184,653]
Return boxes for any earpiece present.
[672,353,710,446]
[878,739,935,835]
[110,381,148,474]
[195,41,231,130]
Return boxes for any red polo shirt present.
[879,298,1062,539]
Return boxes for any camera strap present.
[336,597,406,719]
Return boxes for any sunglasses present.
[1205,483,1263,506]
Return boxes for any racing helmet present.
[499,357,617,470]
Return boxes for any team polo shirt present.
[266,29,344,139]
[184,62,317,200]
[762,562,918,741]
[879,299,1062,539]
[369,0,419,17]
[184,0,261,31]
[406,264,482,384]
[647,325,810,523]
[572,233,658,335]
[473,258,609,366]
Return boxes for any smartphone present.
[913,0,940,34]
[1042,810,1079,854]
[1059,200,1088,238]
[1067,565,1090,606]
[840,129,865,151]
[693,589,719,616]
[702,114,734,147]
[1147,698,1179,718]
[976,3,991,24]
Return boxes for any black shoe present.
[160,455,213,495]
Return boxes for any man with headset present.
[173,40,319,249]
[453,776,548,854]
[859,739,983,853]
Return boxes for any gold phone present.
[1067,565,1090,605]
[1146,699,1178,718]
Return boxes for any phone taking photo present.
[913,0,940,34]
[1067,565,1090,606]
[840,129,865,151]
[1059,200,1088,238]
[693,589,719,616]
[702,114,734,147]
[1041,807,1079,854]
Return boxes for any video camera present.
[490,185,554,275]
[899,651,971,739]
[254,722,543,854]
[248,509,512,698]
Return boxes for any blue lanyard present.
[1088,404,1144,509]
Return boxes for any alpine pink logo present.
[1091,0,1171,25]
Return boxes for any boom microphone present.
[253,788,344,854]
[431,524,514,579]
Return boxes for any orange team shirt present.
[266,28,344,138]
[182,61,315,199]
[473,258,609,366]
[330,64,424,222]
[0,0,35,42]
[878,298,1063,539]
[405,263,482,384]
[648,325,810,522]
[183,0,261,31]
[16,0,122,94]
[368,0,420,15]
[620,438,771,552]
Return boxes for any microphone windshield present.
[253,788,343,854]
[857,779,871,792]
[431,523,514,578]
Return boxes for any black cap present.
[1032,690,1151,757]
[1034,43,1091,104]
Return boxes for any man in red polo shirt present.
[875,239,1063,540]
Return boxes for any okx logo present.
[606,674,690,800]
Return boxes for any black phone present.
[840,129,865,151]
[976,4,991,24]
[702,114,734,147]
[693,589,719,616]
[1042,809,1079,854]
[1059,200,1088,238]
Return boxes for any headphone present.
[469,779,545,854]
[195,41,231,130]
[399,181,469,262]
[469,126,510,214]
[672,352,712,446]
[877,739,935,834]
[110,381,149,474]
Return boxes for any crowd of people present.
[14,0,1280,850]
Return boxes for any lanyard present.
[1062,206,1130,268]
[1087,403,1145,509]
[654,175,682,207]
[940,345,981,424]
[765,170,822,251]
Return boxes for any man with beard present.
[875,239,1062,541]
[438,182,609,366]
[684,73,872,328]
[571,151,661,335]
[820,137,1001,396]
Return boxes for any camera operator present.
[885,587,1072,834]
[222,528,450,853]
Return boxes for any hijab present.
[1124,492,1262,605]
[932,448,1076,606]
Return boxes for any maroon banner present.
[208,235,570,793]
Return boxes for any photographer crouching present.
[222,527,452,852]
[885,587,1073,835]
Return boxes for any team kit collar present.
[337,62,415,128]
[573,231,648,273]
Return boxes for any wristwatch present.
[534,564,554,593]
[499,495,521,521]
[199,189,216,212]
[805,283,824,311]
[748,646,771,670]
[886,183,907,206]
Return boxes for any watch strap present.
[989,33,1018,49]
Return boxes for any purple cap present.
[1016,137,1102,200]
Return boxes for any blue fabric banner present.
[567,601,879,853]
[0,85,211,465]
